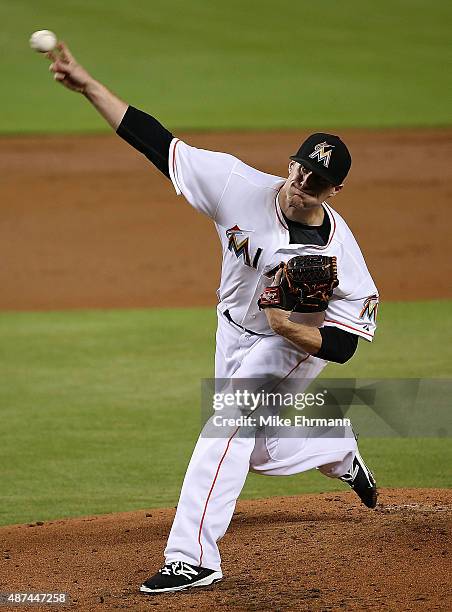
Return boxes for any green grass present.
[1,0,451,133]
[0,301,450,526]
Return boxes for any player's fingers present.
[46,50,57,62]
[54,72,66,81]
[49,60,70,74]
[58,41,74,63]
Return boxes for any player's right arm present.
[48,42,235,218]
[48,42,127,130]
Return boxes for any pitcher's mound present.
[1,489,450,611]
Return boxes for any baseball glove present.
[258,255,338,313]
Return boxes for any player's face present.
[283,162,342,212]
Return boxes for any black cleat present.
[140,561,223,594]
[339,450,378,508]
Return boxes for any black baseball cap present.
[290,133,351,185]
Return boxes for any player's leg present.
[249,420,377,506]
[250,425,377,508]
[247,355,377,508]
[141,315,261,593]
[143,325,311,593]
[242,317,378,508]
[162,319,264,572]
[162,423,254,572]
[250,434,356,477]
[248,349,357,479]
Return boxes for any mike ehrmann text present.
[212,415,351,428]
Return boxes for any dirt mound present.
[1,129,451,311]
[1,489,450,611]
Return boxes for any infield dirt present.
[1,489,451,611]
[1,129,451,310]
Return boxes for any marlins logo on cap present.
[309,141,335,168]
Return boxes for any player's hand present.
[47,42,93,93]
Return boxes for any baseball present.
[29,30,57,53]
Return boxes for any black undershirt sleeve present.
[315,326,359,364]
[116,106,173,179]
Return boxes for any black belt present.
[223,309,270,337]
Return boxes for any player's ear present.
[288,160,295,174]
[329,184,343,198]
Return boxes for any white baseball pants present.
[164,310,357,571]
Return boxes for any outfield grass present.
[0,301,450,526]
[1,0,451,133]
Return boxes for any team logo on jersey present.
[309,141,335,168]
[226,225,263,269]
[359,294,379,323]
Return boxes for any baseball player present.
[47,43,379,595]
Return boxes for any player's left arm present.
[261,253,374,362]
[264,309,358,363]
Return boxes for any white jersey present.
[169,138,379,341]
